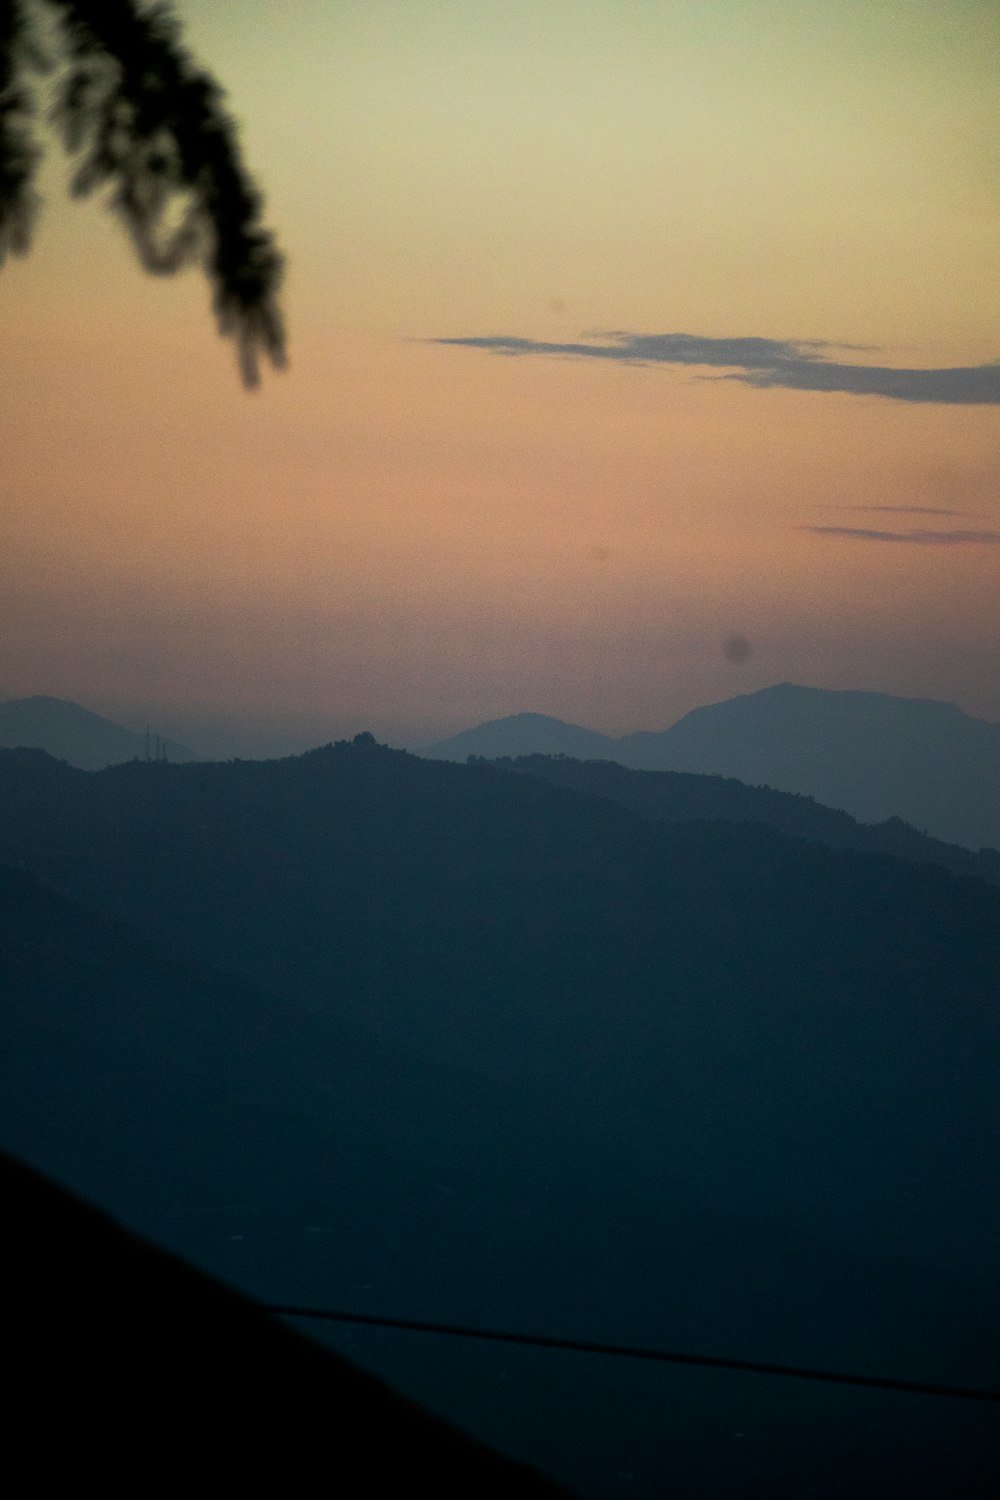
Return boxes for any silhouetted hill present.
[0,694,195,768]
[422,712,617,762]
[420,684,1000,850]
[1,742,996,1274]
[494,755,1000,891]
[4,741,1000,1493]
[3,857,998,1496]
[3,1150,573,1496]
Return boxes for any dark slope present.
[0,694,195,768]
[4,861,999,1497]
[493,754,1000,890]
[2,1151,573,1497]
[618,683,1000,851]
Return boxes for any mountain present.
[619,683,1000,851]
[495,754,1000,891]
[421,684,1000,850]
[0,695,196,769]
[420,712,618,763]
[2,741,997,1281]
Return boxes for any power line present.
[263,1304,1000,1404]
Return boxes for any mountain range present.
[5,685,998,855]
[421,683,1000,851]
[494,754,1000,892]
[1,736,998,1494]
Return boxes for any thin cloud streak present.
[804,527,1000,545]
[431,332,1000,405]
[822,505,982,518]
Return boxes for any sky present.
[1,0,998,754]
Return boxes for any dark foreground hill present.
[0,694,195,768]
[422,684,1000,850]
[3,1150,573,1496]
[2,741,998,1494]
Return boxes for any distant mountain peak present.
[0,695,196,770]
[420,712,617,762]
[724,681,974,719]
[452,710,592,730]
[4,693,111,717]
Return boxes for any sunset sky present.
[2,0,998,754]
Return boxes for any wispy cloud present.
[430,331,1000,405]
[804,527,1000,545]
[821,505,983,518]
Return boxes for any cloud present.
[732,361,1000,404]
[804,527,1000,545]
[822,505,982,518]
[430,331,1000,405]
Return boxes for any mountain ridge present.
[493,753,1000,890]
[420,683,1000,850]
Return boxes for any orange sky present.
[1,0,998,751]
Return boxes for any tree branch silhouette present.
[0,0,285,387]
